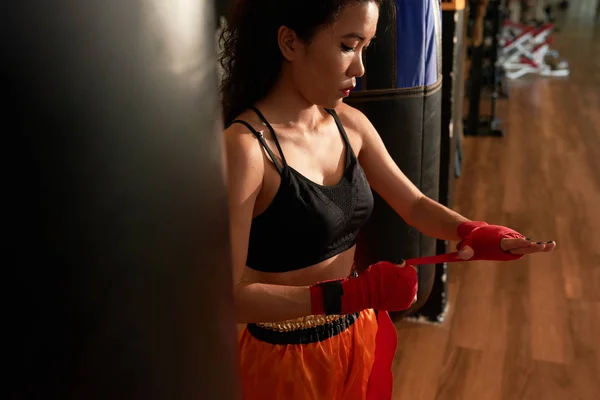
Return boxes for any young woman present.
[219,1,556,399]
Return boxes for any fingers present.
[543,241,557,252]
[502,238,557,255]
[509,244,545,255]
[500,238,532,251]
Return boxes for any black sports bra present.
[230,106,374,273]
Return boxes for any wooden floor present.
[392,3,600,400]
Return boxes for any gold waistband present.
[255,314,346,333]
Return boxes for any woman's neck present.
[257,72,326,131]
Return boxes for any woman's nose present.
[349,52,365,78]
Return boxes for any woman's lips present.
[341,86,354,97]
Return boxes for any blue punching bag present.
[347,0,444,321]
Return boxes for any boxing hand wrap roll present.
[457,221,525,261]
[310,261,418,315]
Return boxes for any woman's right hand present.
[310,260,418,315]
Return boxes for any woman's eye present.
[341,43,354,53]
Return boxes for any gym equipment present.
[7,1,241,399]
[347,0,444,322]
[500,21,554,50]
[464,0,505,137]
[497,21,569,79]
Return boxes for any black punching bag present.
[347,0,443,320]
[7,1,240,399]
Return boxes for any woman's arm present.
[405,196,469,241]
[345,106,469,241]
[224,123,312,323]
[343,105,554,256]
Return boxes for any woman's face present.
[290,2,379,108]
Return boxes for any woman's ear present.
[277,26,301,61]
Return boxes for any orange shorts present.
[238,309,397,400]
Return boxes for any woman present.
[219,1,556,399]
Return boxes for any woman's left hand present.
[500,237,557,255]
[456,221,557,261]
[458,237,557,260]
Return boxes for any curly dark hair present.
[218,0,383,127]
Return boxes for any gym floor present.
[391,2,600,400]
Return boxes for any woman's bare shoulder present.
[334,102,374,131]
[332,102,377,150]
[223,111,267,179]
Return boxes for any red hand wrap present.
[457,221,525,261]
[310,261,418,315]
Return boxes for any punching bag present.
[347,0,443,320]
[7,1,241,399]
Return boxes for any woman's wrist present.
[456,220,487,239]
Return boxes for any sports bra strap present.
[249,106,288,168]
[325,108,355,163]
[230,119,284,175]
